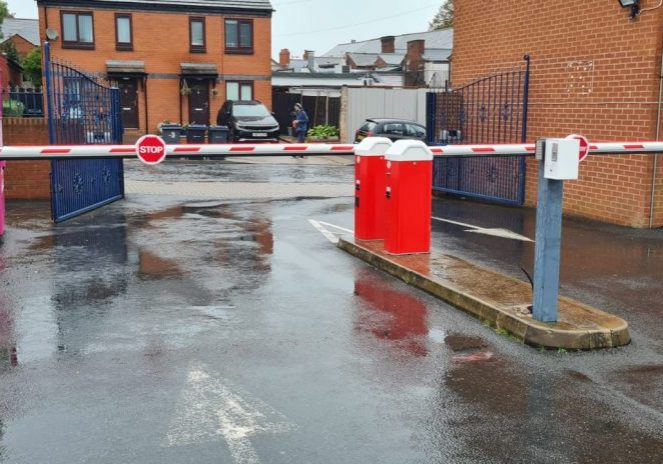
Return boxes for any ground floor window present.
[226,81,253,101]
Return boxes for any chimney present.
[279,48,290,68]
[407,39,425,62]
[305,50,315,72]
[380,36,395,54]
[405,39,426,87]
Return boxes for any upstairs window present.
[190,17,206,53]
[62,11,94,49]
[225,19,253,54]
[115,14,133,51]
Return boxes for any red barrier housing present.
[354,138,392,240]
[384,141,433,255]
[0,161,5,237]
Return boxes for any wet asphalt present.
[0,159,662,463]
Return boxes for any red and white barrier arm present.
[0,143,356,160]
[1,141,663,161]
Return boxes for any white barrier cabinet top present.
[385,140,433,162]
[355,137,393,157]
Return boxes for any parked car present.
[216,100,280,142]
[354,118,427,143]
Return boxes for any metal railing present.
[1,87,44,117]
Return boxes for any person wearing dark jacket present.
[293,103,309,143]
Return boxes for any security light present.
[618,0,640,18]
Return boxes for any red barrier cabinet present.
[354,137,392,241]
[384,140,433,255]
[0,161,5,237]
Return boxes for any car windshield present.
[233,103,270,118]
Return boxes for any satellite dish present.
[46,28,59,40]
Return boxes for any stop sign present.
[566,134,589,162]
[135,135,167,165]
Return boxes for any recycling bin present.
[160,124,182,144]
[186,124,207,144]
[208,125,229,144]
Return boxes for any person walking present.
[292,103,309,158]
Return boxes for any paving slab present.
[338,236,630,350]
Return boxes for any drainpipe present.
[651,48,663,228]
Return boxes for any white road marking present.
[316,221,354,234]
[167,364,295,464]
[308,219,339,244]
[432,216,533,242]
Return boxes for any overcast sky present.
[6,0,440,57]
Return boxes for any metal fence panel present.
[1,87,44,117]
[428,56,530,206]
[43,41,124,223]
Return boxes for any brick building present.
[452,0,663,228]
[36,0,274,135]
[1,18,40,59]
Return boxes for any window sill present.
[225,48,254,55]
[62,42,95,50]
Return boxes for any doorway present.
[118,78,139,129]
[188,80,209,125]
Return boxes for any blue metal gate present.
[44,42,124,222]
[427,55,530,206]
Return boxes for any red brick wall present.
[0,55,23,87]
[8,35,37,59]
[2,118,51,200]
[39,6,273,133]
[453,0,663,227]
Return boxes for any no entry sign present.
[136,135,167,165]
[566,134,589,162]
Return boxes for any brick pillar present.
[3,118,51,200]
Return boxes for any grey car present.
[354,118,427,143]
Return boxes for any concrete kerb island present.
[344,137,630,351]
[338,237,630,350]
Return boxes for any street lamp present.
[618,0,640,19]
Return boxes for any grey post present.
[532,160,564,322]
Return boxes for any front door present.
[118,78,139,129]
[188,81,209,125]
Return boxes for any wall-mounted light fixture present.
[618,0,641,19]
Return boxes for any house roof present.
[323,28,453,57]
[347,53,379,67]
[423,49,452,62]
[1,18,40,46]
[275,57,344,73]
[378,53,405,66]
[36,0,273,14]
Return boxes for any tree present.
[1,41,20,64]
[0,1,9,37]
[23,47,42,87]
[429,0,454,30]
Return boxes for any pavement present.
[1,155,663,463]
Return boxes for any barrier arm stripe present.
[2,141,663,160]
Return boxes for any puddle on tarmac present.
[444,333,488,352]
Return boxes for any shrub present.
[307,124,339,138]
[3,99,25,117]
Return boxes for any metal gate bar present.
[427,56,531,206]
[44,41,124,223]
